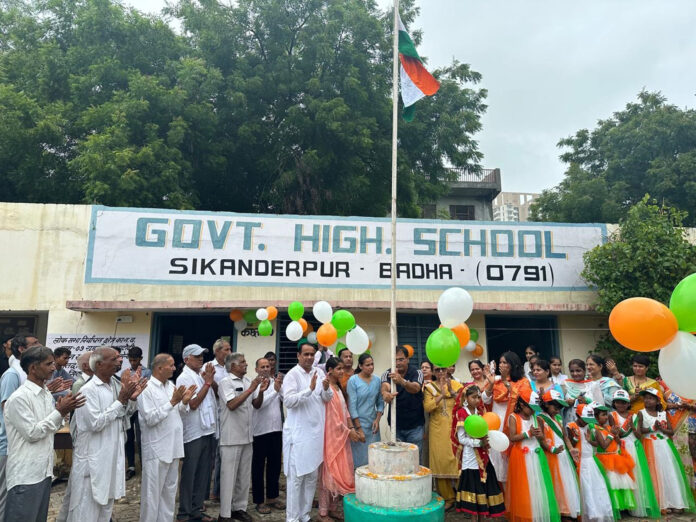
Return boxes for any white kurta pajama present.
[281,365,333,522]
[137,377,187,522]
[66,375,136,522]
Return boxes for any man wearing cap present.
[176,344,217,522]
[281,340,333,522]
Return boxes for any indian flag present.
[398,14,440,121]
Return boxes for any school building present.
[1,202,622,380]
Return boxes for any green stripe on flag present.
[398,30,421,61]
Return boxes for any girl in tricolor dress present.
[505,387,560,522]
[539,389,581,520]
[566,402,615,522]
[636,387,695,515]
[593,401,637,514]
[608,389,660,519]
[563,359,593,425]
[451,385,505,520]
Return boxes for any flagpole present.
[389,0,400,444]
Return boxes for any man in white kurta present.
[281,341,333,522]
[137,354,195,522]
[4,346,85,522]
[65,346,143,522]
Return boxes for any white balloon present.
[307,332,318,344]
[346,325,369,354]
[313,301,333,324]
[367,331,376,343]
[256,308,269,321]
[487,430,510,452]
[286,320,304,342]
[658,331,696,400]
[234,319,247,331]
[437,287,474,328]
[465,340,476,352]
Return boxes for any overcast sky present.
[127,0,696,194]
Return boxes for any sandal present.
[267,499,286,510]
[256,503,272,514]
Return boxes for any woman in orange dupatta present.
[318,357,361,522]
[490,351,529,485]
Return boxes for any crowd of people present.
[1,332,696,522]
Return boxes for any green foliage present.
[581,197,696,372]
[531,91,696,225]
[0,0,486,216]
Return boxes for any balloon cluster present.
[425,287,481,367]
[608,273,696,399]
[285,301,373,355]
[463,412,509,451]
[229,307,278,336]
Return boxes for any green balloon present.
[243,309,258,324]
[469,328,479,343]
[288,301,304,321]
[425,328,460,367]
[336,328,348,339]
[331,310,356,332]
[336,342,347,353]
[258,319,273,336]
[464,414,489,438]
[670,273,696,332]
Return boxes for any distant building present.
[421,168,502,221]
[492,192,539,222]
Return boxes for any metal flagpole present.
[389,0,400,444]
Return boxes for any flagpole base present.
[343,493,445,522]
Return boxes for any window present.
[449,205,475,220]
[396,313,441,370]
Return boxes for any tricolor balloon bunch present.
[228,307,278,336]
[426,287,479,368]
[608,273,696,399]
[286,301,372,355]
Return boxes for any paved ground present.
[46,472,696,521]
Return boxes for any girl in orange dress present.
[539,389,581,519]
[490,351,528,484]
[505,387,560,522]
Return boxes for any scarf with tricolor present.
[398,14,440,121]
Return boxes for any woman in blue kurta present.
[347,352,384,468]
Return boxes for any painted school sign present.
[86,206,606,290]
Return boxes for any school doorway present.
[484,315,559,366]
[151,312,237,369]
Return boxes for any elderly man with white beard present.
[137,353,196,522]
[64,346,147,521]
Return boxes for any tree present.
[531,91,696,226]
[0,0,487,217]
[581,196,696,372]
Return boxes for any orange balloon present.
[403,344,415,358]
[317,323,338,347]
[451,323,471,347]
[608,297,678,352]
[266,306,278,321]
[473,344,484,357]
[229,309,243,321]
[298,318,309,334]
[368,340,372,350]
[305,323,314,333]
[483,411,501,431]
